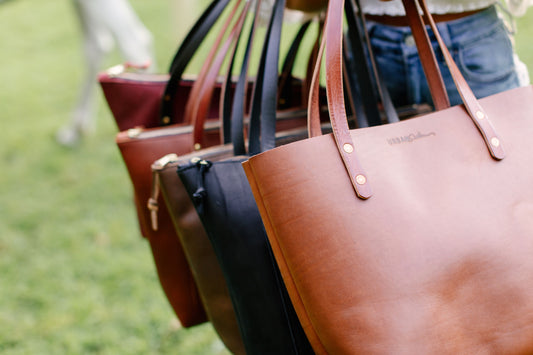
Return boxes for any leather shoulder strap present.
[402,0,450,110]
[408,0,504,159]
[159,0,231,125]
[248,0,287,155]
[191,2,250,149]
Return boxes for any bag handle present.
[401,0,451,110]
[182,0,245,127]
[278,19,313,110]
[344,0,400,126]
[311,0,505,199]
[227,0,264,155]
[223,5,318,151]
[188,1,320,152]
[403,0,504,160]
[309,0,402,133]
[248,0,287,155]
[159,0,231,125]
[187,1,250,150]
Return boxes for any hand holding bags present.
[243,0,533,353]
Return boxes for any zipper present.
[149,154,180,231]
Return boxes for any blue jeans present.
[366,5,521,107]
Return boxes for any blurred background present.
[0,0,531,354]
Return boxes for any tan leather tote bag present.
[243,0,533,353]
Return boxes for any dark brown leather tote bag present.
[243,0,533,353]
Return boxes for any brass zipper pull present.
[149,154,180,231]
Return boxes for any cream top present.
[283,0,531,20]
[359,0,497,15]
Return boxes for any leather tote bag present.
[242,0,533,353]
[98,0,231,131]
[151,149,245,355]
[112,0,246,328]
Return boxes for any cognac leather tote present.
[243,0,533,353]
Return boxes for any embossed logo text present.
[387,131,436,145]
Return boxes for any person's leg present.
[56,0,114,146]
[57,0,156,146]
[367,22,414,107]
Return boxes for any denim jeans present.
[366,5,521,107]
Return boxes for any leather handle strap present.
[307,0,381,192]
[159,0,231,125]
[405,0,505,160]
[248,0,287,155]
[317,0,504,200]
[351,0,401,124]
[308,12,327,138]
[226,1,317,154]
[402,0,450,110]
[304,19,324,110]
[344,0,396,127]
[324,0,373,199]
[190,1,250,149]
[183,0,244,127]
[229,0,263,155]
[278,20,313,109]
[310,0,400,133]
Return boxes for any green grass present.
[0,0,532,354]
[515,14,533,70]
[0,0,229,354]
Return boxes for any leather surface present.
[99,73,313,132]
[99,75,222,131]
[245,0,533,351]
[178,155,314,354]
[286,0,328,12]
[116,129,216,327]
[114,92,318,329]
[155,156,246,354]
[244,85,533,354]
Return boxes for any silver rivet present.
[343,143,354,153]
[491,137,500,147]
[355,174,367,185]
[476,111,485,119]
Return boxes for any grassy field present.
[0,1,229,354]
[0,0,532,354]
